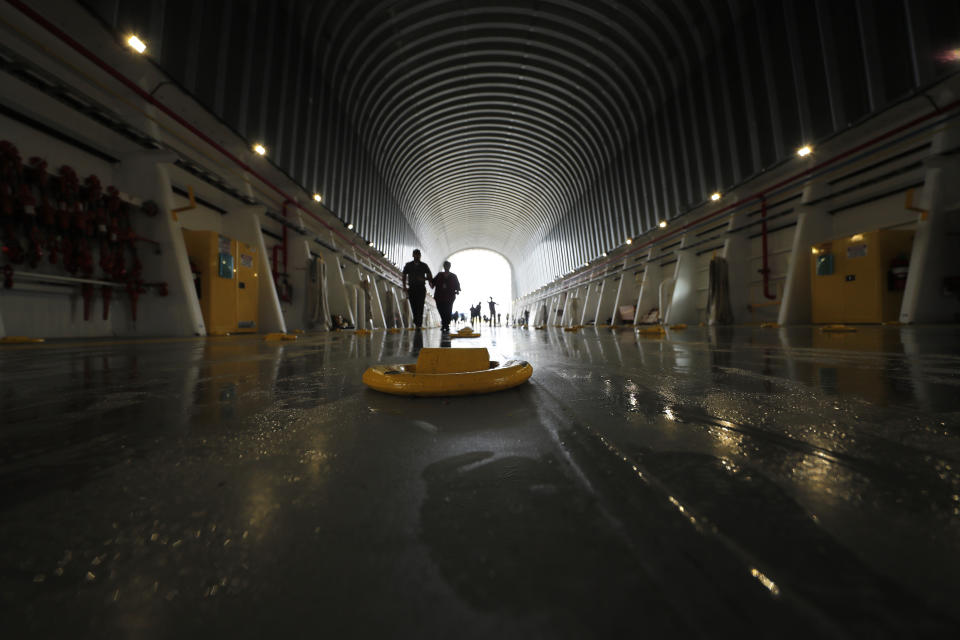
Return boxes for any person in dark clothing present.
[432,260,461,333]
[402,249,433,328]
[488,297,497,326]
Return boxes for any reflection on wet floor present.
[1,325,958,636]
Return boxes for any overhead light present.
[625,238,633,245]
[797,145,812,157]
[811,247,820,255]
[583,262,588,267]
[126,35,147,54]
[368,241,374,247]
[313,193,322,202]
[850,233,864,242]
[602,252,607,257]
[253,143,267,156]
[658,220,668,228]
[711,192,722,202]
[347,223,354,230]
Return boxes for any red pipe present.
[758,197,776,300]
[5,0,400,284]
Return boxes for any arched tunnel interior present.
[1,1,960,636]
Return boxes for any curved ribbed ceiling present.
[294,0,732,265]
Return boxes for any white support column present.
[635,251,663,325]
[114,151,205,336]
[900,152,960,322]
[365,274,387,329]
[723,209,753,324]
[666,239,699,325]
[314,245,354,326]
[282,237,311,332]
[223,204,285,334]
[595,273,621,325]
[778,194,832,325]
[580,281,601,324]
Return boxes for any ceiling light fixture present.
[711,192,721,202]
[313,193,322,202]
[797,145,812,157]
[347,223,354,230]
[253,143,267,156]
[658,220,668,228]
[126,35,147,54]
[626,238,633,245]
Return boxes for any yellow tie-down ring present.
[362,348,532,396]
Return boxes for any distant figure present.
[524,309,530,327]
[432,260,461,333]
[483,315,489,324]
[488,297,497,326]
[497,313,501,325]
[402,249,433,329]
[506,313,510,326]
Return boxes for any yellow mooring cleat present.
[362,347,532,396]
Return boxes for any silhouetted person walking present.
[402,249,433,328]
[432,260,461,333]
[488,297,497,326]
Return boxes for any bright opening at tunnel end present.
[446,249,513,320]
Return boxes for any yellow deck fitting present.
[292,329,305,334]
[534,326,547,330]
[637,325,666,335]
[450,327,481,339]
[563,326,580,332]
[882,321,902,326]
[0,336,45,344]
[353,329,372,335]
[669,323,688,330]
[760,322,780,329]
[387,328,403,333]
[264,333,298,341]
[362,347,532,396]
[821,324,857,333]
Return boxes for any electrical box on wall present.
[182,230,259,334]
[810,229,913,324]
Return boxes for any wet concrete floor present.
[1,324,959,637]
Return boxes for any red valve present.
[38,193,55,228]
[25,157,48,187]
[98,238,113,275]
[62,236,77,274]
[82,175,101,203]
[47,235,59,265]
[0,141,22,184]
[82,283,94,321]
[102,285,112,320]
[126,280,143,322]
[27,225,43,268]
[18,184,36,217]
[105,186,122,216]
[78,238,93,275]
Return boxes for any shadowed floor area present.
[1,325,959,637]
